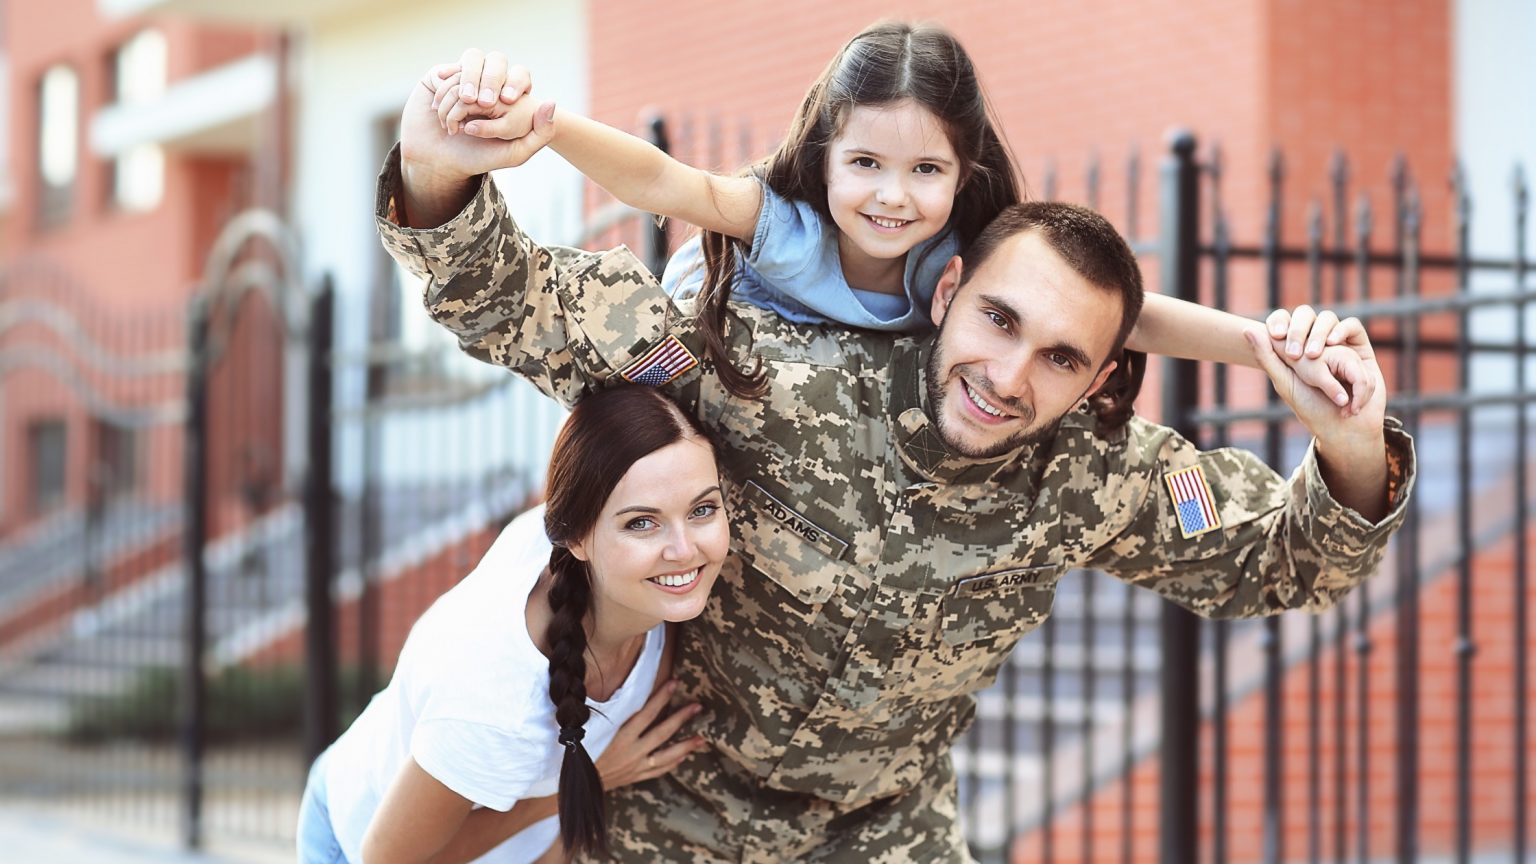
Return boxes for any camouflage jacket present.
[376,150,1416,807]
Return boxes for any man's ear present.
[1085,358,1119,398]
[931,255,965,325]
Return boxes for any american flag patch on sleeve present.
[618,335,698,387]
[1164,464,1222,539]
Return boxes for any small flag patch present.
[618,335,698,387]
[1164,464,1222,539]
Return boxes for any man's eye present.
[985,311,1009,330]
[1048,353,1075,370]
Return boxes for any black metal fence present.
[0,119,1528,864]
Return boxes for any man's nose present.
[989,354,1033,404]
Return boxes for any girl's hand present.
[1265,305,1376,416]
[594,680,707,790]
[1267,304,1369,361]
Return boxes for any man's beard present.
[925,329,1065,460]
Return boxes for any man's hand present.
[1265,305,1376,416]
[396,57,549,228]
[1245,325,1390,521]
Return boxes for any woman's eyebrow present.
[612,486,722,517]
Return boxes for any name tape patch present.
[618,334,698,387]
[956,565,1059,594]
[1164,464,1222,539]
[743,480,849,561]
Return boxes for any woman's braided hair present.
[539,384,715,858]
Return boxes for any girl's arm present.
[433,50,762,241]
[1128,294,1257,368]
[1128,295,1376,414]
[545,110,763,242]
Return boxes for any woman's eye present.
[692,503,720,519]
[915,163,941,175]
[625,517,657,531]
[852,156,877,169]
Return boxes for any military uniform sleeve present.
[373,145,706,410]
[1079,417,1416,618]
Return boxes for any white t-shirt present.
[323,505,667,863]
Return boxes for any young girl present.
[430,21,1371,411]
[296,385,724,864]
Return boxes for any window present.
[91,420,138,501]
[110,30,166,212]
[28,419,67,513]
[37,64,79,227]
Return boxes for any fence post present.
[641,114,670,276]
[303,277,337,764]
[1157,129,1201,864]
[180,294,211,851]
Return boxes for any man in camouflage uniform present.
[378,80,1414,862]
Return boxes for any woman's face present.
[568,437,729,628]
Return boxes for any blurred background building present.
[0,1,1529,862]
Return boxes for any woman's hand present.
[595,680,707,790]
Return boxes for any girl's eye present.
[852,156,878,169]
[691,502,721,519]
[625,517,658,531]
[914,163,942,176]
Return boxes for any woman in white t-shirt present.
[296,385,729,863]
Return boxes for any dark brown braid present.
[543,544,605,858]
[537,384,717,858]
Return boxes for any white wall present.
[1455,0,1536,394]
[289,0,587,492]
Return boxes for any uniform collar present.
[890,339,1033,486]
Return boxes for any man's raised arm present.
[377,67,712,414]
[1079,323,1412,619]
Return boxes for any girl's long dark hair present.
[698,20,1023,397]
[539,384,713,858]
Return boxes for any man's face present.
[926,230,1124,459]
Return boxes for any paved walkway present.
[0,806,288,864]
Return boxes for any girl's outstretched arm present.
[438,49,762,241]
[1129,295,1377,415]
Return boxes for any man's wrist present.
[399,158,478,229]
[1315,427,1387,466]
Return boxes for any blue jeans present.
[296,749,349,863]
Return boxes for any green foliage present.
[66,664,371,744]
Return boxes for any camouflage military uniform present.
[376,149,1415,863]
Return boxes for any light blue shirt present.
[661,181,959,332]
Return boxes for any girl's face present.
[824,99,960,270]
[568,437,729,631]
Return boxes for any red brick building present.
[0,0,275,534]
